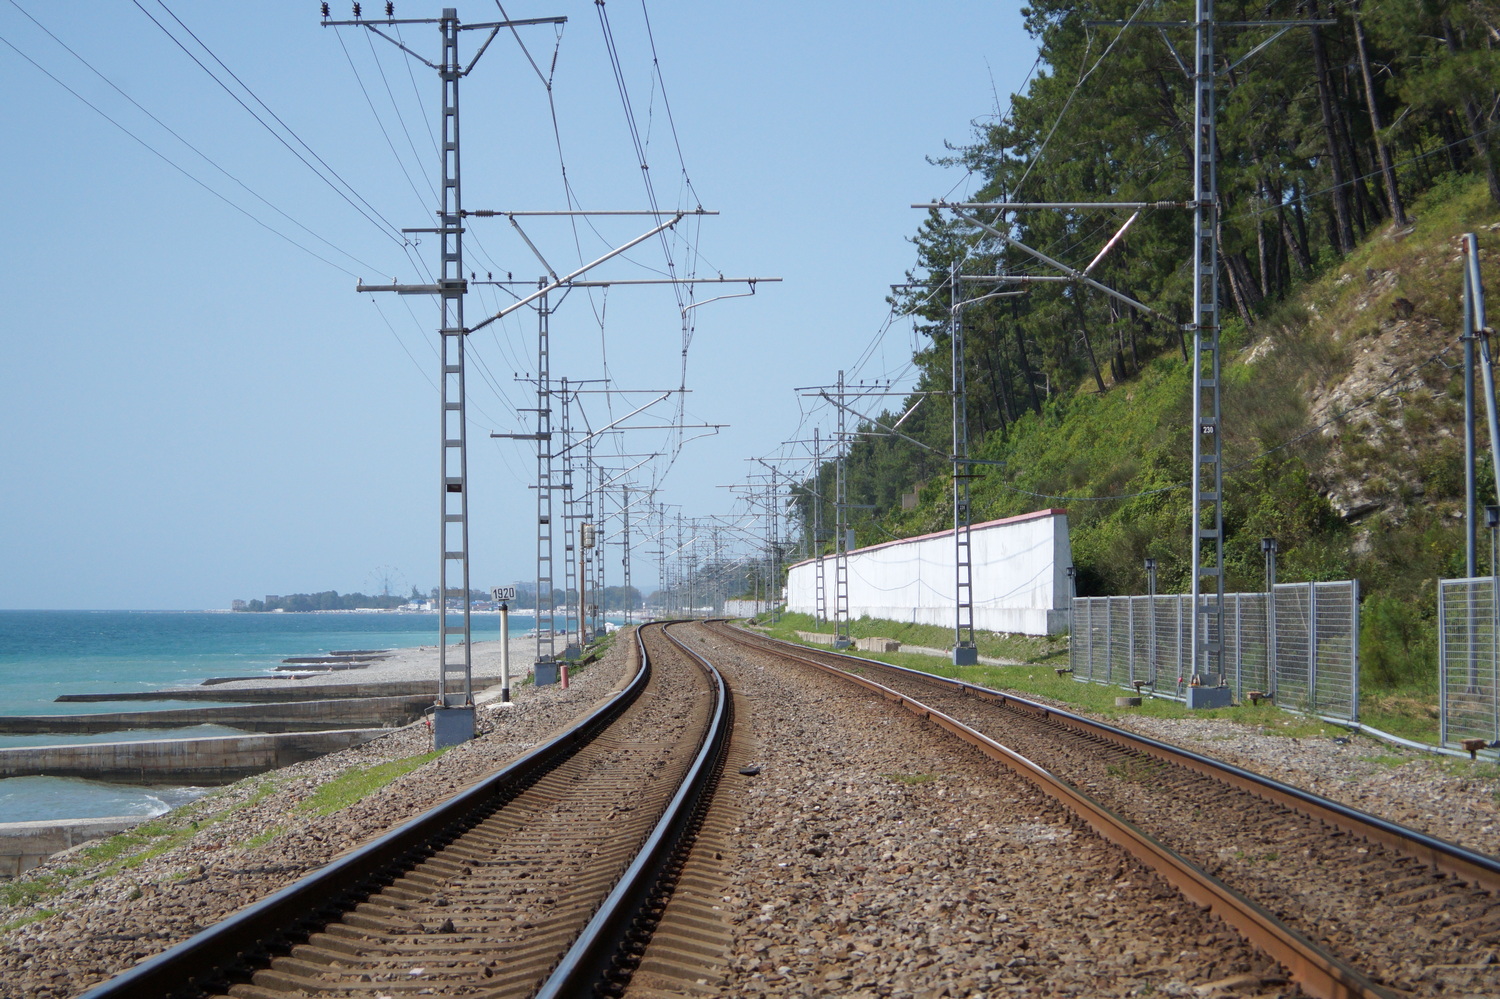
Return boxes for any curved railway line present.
[76,622,736,999]
[56,618,1500,998]
[708,621,1500,999]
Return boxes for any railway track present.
[711,622,1500,999]
[75,622,736,999]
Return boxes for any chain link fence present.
[1439,577,1500,747]
[1069,581,1360,722]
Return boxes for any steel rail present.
[75,628,656,999]
[713,624,1396,999]
[534,621,733,997]
[744,629,1500,896]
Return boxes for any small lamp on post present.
[1065,565,1077,600]
[1143,556,1159,691]
[1260,537,1278,592]
[1488,507,1500,577]
[1260,537,1280,703]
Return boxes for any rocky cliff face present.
[1253,233,1485,529]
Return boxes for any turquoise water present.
[0,610,531,823]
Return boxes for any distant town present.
[231,585,645,614]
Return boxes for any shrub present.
[1360,594,1437,690]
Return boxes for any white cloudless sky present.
[0,1,1037,609]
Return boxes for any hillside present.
[785,3,1500,698]
[807,177,1499,698]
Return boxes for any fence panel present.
[1273,585,1312,712]
[1233,594,1270,700]
[1090,598,1110,683]
[1310,581,1359,722]
[1131,596,1153,688]
[1069,598,1089,677]
[1439,577,1500,747]
[1067,583,1358,720]
[1107,596,1132,686]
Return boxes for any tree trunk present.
[1257,199,1271,299]
[1292,181,1312,261]
[1072,294,1108,394]
[1438,111,1466,174]
[982,338,1010,433]
[1010,300,1043,416]
[1354,6,1408,228]
[1310,15,1357,253]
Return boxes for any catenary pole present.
[329,7,565,747]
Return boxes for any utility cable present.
[8,0,390,275]
[0,27,365,279]
[140,0,409,249]
[338,27,430,212]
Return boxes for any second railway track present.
[709,621,1500,999]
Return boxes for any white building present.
[785,508,1072,636]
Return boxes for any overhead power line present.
[137,0,411,250]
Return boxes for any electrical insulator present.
[320,1,329,16]
[385,1,394,16]
[352,2,361,18]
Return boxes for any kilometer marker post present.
[492,586,517,706]
[500,602,512,705]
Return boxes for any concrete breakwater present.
[0,728,390,783]
[57,677,506,702]
[0,816,149,879]
[0,694,434,735]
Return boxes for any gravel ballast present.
[3,626,1497,998]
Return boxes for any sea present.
[0,609,534,824]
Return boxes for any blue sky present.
[0,1,1036,609]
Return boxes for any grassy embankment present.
[757,611,1359,739]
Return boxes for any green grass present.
[761,611,1068,664]
[764,617,1370,741]
[0,875,57,909]
[1106,759,1166,782]
[298,750,447,816]
[0,779,287,922]
[1358,689,1441,743]
[0,910,56,933]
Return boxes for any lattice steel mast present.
[332,6,564,746]
[950,262,978,665]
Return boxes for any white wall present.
[785,509,1072,636]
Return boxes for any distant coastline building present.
[231,599,247,612]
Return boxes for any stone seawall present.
[0,729,390,784]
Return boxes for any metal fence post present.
[1308,582,1319,715]
[1350,579,1360,724]
[1234,595,1243,701]
[1105,597,1114,686]
[1440,582,1449,746]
